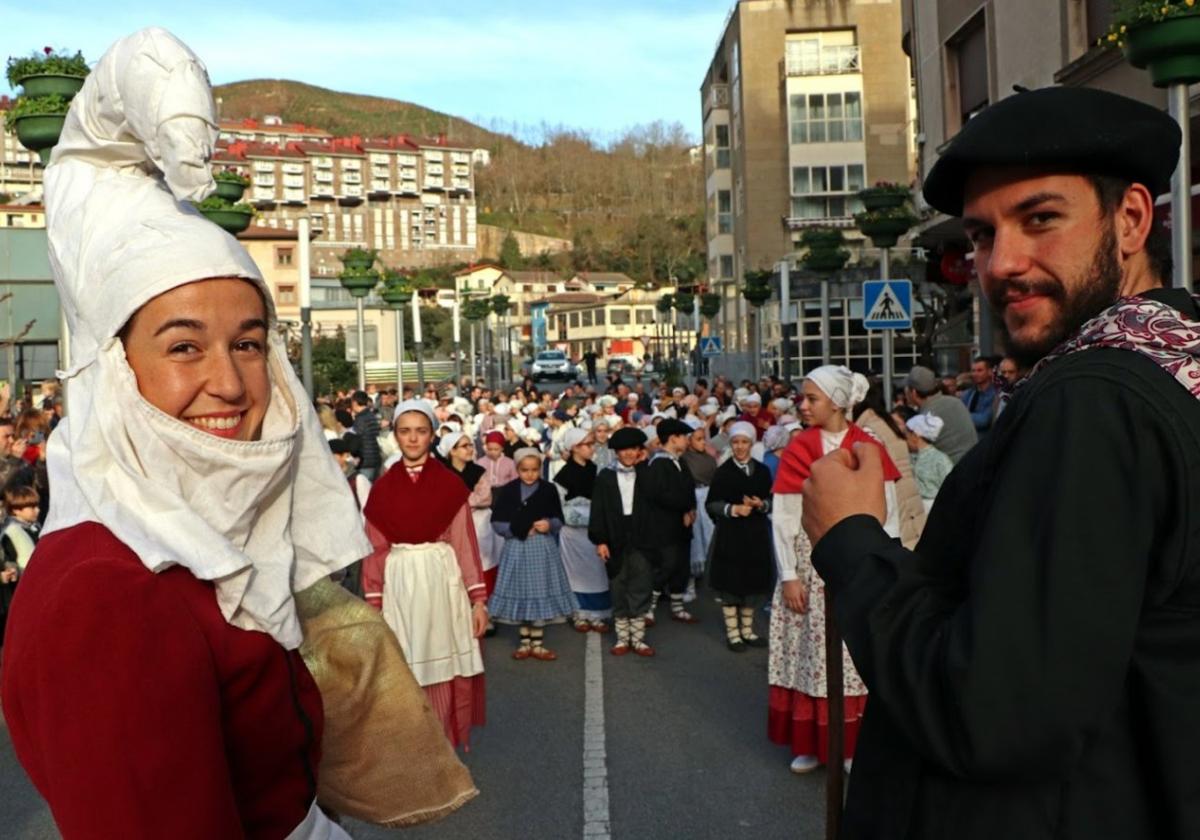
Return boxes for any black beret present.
[923,87,1181,216]
[656,418,692,442]
[328,437,353,456]
[609,427,647,451]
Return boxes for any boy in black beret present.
[640,418,699,625]
[589,428,655,656]
[805,85,1200,840]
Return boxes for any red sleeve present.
[362,522,390,610]
[10,558,245,839]
[441,504,487,604]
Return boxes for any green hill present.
[212,79,508,149]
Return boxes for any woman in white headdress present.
[767,365,902,775]
[0,29,409,838]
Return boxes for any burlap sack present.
[296,579,478,827]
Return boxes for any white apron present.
[286,800,352,840]
[471,508,499,572]
[381,542,484,687]
[559,525,611,619]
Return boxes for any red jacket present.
[1,522,322,839]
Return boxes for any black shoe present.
[726,638,746,653]
[743,636,768,648]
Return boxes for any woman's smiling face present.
[121,278,270,441]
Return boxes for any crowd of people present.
[314,358,989,770]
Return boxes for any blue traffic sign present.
[699,336,724,357]
[862,280,913,330]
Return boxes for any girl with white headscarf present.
[0,29,390,838]
[552,427,612,632]
[767,365,902,775]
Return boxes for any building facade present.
[700,0,917,377]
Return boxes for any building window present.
[276,246,294,267]
[715,124,731,168]
[790,164,865,219]
[720,255,734,279]
[952,16,990,126]
[717,190,733,234]
[581,310,594,327]
[635,308,655,325]
[790,297,921,377]
[569,312,580,328]
[610,309,631,326]
[594,309,606,326]
[277,284,297,305]
[790,92,863,143]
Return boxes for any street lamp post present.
[380,282,408,395]
[452,300,462,390]
[411,289,425,391]
[337,250,379,391]
[297,218,313,397]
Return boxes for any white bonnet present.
[805,365,870,410]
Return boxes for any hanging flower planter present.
[7,48,89,99]
[857,183,911,212]
[656,294,675,314]
[213,170,250,202]
[191,196,254,234]
[672,291,695,313]
[379,285,410,307]
[803,248,851,273]
[700,292,722,320]
[20,74,86,99]
[1125,12,1200,87]
[339,247,377,272]
[12,113,67,166]
[338,267,380,298]
[855,207,919,249]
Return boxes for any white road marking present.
[582,632,611,839]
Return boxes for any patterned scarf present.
[1005,293,1200,398]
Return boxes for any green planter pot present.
[700,293,722,320]
[13,114,67,165]
[213,180,246,202]
[803,248,850,274]
[859,190,909,212]
[742,286,772,307]
[19,74,86,99]
[1126,14,1200,88]
[858,217,914,249]
[198,207,253,234]
[340,255,375,271]
[799,229,844,248]
[339,271,379,298]
[380,286,409,307]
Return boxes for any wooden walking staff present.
[824,589,845,840]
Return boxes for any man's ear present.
[1115,182,1155,260]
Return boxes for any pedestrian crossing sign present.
[862,280,913,330]
[699,336,723,357]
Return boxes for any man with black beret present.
[801,86,1200,840]
[589,427,657,655]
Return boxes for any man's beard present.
[990,224,1123,369]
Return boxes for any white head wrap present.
[704,397,719,406]
[598,395,618,408]
[741,392,762,406]
[733,388,749,401]
[729,421,758,442]
[394,398,437,428]
[436,430,467,459]
[513,446,543,465]
[42,28,369,649]
[698,404,719,418]
[683,417,703,432]
[763,425,791,452]
[907,414,946,442]
[771,398,793,413]
[718,406,738,424]
[494,403,512,417]
[507,417,526,434]
[560,427,589,453]
[605,415,623,429]
[520,427,543,445]
[805,365,870,410]
[522,403,539,416]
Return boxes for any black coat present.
[813,287,1200,840]
[706,458,773,597]
[589,465,641,578]
[491,478,563,541]
[636,453,696,549]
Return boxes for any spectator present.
[904,414,953,513]
[959,356,998,435]
[349,390,382,480]
[903,366,977,464]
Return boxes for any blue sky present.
[2,1,730,143]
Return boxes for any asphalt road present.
[1,590,831,839]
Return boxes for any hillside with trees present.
[214,81,706,287]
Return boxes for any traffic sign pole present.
[881,248,894,407]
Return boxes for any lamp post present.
[380,280,409,395]
[452,300,462,389]
[297,218,313,397]
[337,249,379,391]
[491,295,512,387]
[411,289,425,391]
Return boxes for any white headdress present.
[805,365,870,410]
[729,421,758,442]
[907,414,946,442]
[42,28,369,649]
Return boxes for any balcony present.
[704,84,730,116]
[784,45,860,77]
[783,215,856,231]
[284,188,306,206]
[282,163,305,175]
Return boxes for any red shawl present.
[772,424,901,495]
[363,457,469,545]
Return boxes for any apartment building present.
[0,102,42,201]
[543,286,696,364]
[0,204,44,228]
[700,0,916,375]
[218,116,332,146]
[904,0,1189,354]
[214,130,480,279]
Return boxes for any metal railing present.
[705,84,730,116]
